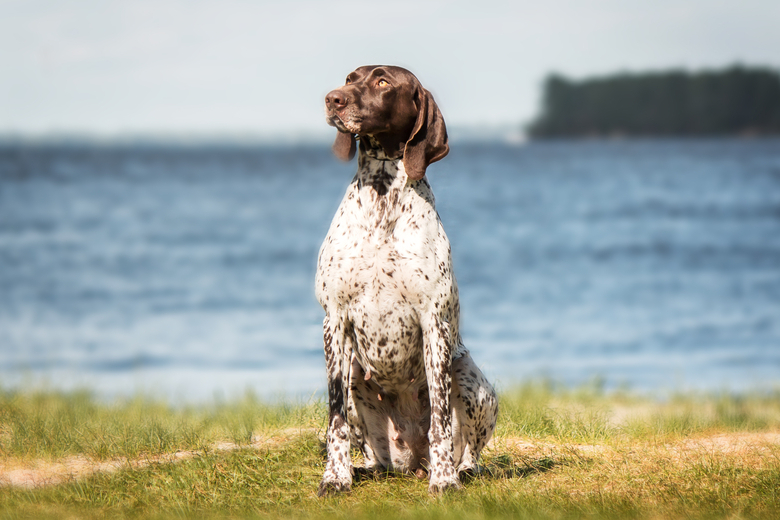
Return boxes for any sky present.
[1,0,779,140]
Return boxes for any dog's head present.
[324,65,449,180]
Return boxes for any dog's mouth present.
[325,110,362,134]
[326,114,349,132]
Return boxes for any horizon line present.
[0,125,528,147]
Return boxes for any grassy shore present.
[1,383,779,519]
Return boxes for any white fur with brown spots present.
[317,66,498,496]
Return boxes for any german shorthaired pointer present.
[317,65,498,495]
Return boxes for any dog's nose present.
[325,89,348,110]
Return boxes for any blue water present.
[1,139,779,400]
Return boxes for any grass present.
[1,382,779,519]
[0,388,325,461]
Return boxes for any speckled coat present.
[315,137,498,495]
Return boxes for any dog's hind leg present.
[450,353,498,474]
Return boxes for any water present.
[1,139,779,401]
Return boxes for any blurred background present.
[1,0,779,401]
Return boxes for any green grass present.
[498,380,780,441]
[0,388,326,461]
[1,383,779,519]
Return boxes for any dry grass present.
[0,428,315,489]
[1,383,779,519]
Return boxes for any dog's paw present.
[317,476,352,497]
[352,465,382,482]
[428,473,462,494]
[457,464,483,483]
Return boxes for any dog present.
[317,65,497,495]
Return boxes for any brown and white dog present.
[317,65,497,495]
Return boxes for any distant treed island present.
[528,65,780,138]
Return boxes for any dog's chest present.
[316,159,448,383]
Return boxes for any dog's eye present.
[345,78,352,85]
[377,79,389,87]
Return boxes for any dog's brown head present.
[324,65,449,180]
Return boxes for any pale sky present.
[1,0,779,139]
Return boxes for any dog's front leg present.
[318,314,353,496]
[422,315,462,493]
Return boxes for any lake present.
[1,138,779,401]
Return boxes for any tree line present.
[527,65,780,138]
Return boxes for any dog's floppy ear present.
[403,87,449,180]
[332,131,357,161]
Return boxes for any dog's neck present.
[351,135,411,231]
[358,135,402,162]
[354,135,409,194]
[356,142,403,193]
